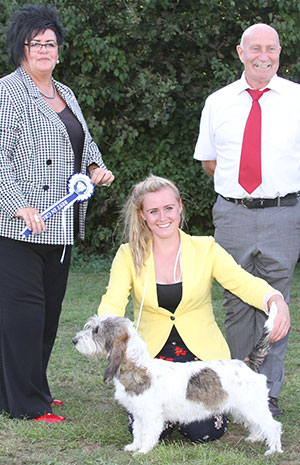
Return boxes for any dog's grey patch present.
[118,359,152,395]
[186,368,228,410]
[101,317,129,354]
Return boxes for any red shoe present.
[51,399,64,406]
[32,413,65,423]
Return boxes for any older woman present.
[0,4,114,422]
[97,175,290,442]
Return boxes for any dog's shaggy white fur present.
[73,304,282,455]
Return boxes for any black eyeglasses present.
[24,42,58,51]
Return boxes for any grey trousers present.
[213,195,300,398]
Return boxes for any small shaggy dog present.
[73,304,282,456]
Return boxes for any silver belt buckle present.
[241,198,264,208]
[241,198,249,208]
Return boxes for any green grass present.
[0,260,299,465]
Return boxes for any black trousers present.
[0,237,71,419]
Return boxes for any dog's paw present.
[133,449,148,456]
[245,433,261,443]
[264,447,283,456]
[133,446,153,455]
[124,443,139,452]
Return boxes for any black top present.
[58,105,84,172]
[157,282,182,343]
[58,106,85,235]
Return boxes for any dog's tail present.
[244,302,277,372]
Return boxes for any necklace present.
[39,82,57,99]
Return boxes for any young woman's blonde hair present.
[122,174,184,274]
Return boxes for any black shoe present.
[268,397,283,418]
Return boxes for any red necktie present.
[238,88,269,194]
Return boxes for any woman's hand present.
[15,207,46,235]
[267,295,290,342]
[89,166,115,187]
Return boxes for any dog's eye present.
[92,325,99,335]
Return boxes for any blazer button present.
[46,159,52,165]
[170,316,175,321]
[43,185,49,191]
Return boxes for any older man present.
[193,23,300,417]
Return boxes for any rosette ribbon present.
[21,173,94,261]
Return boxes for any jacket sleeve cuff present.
[263,290,283,315]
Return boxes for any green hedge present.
[1,0,300,255]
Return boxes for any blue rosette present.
[21,173,95,238]
[67,172,95,202]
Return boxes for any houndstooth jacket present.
[0,66,106,244]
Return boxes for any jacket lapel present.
[142,250,160,309]
[175,230,195,313]
[18,67,74,140]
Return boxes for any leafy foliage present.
[1,0,300,254]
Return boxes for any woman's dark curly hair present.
[6,4,65,67]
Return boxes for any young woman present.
[97,175,289,442]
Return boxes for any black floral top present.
[156,282,199,362]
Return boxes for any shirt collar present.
[236,72,281,95]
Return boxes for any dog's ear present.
[104,332,129,383]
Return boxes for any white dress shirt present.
[193,73,300,198]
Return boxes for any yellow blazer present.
[98,230,274,361]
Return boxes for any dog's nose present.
[72,337,78,345]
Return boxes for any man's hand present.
[267,295,290,342]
